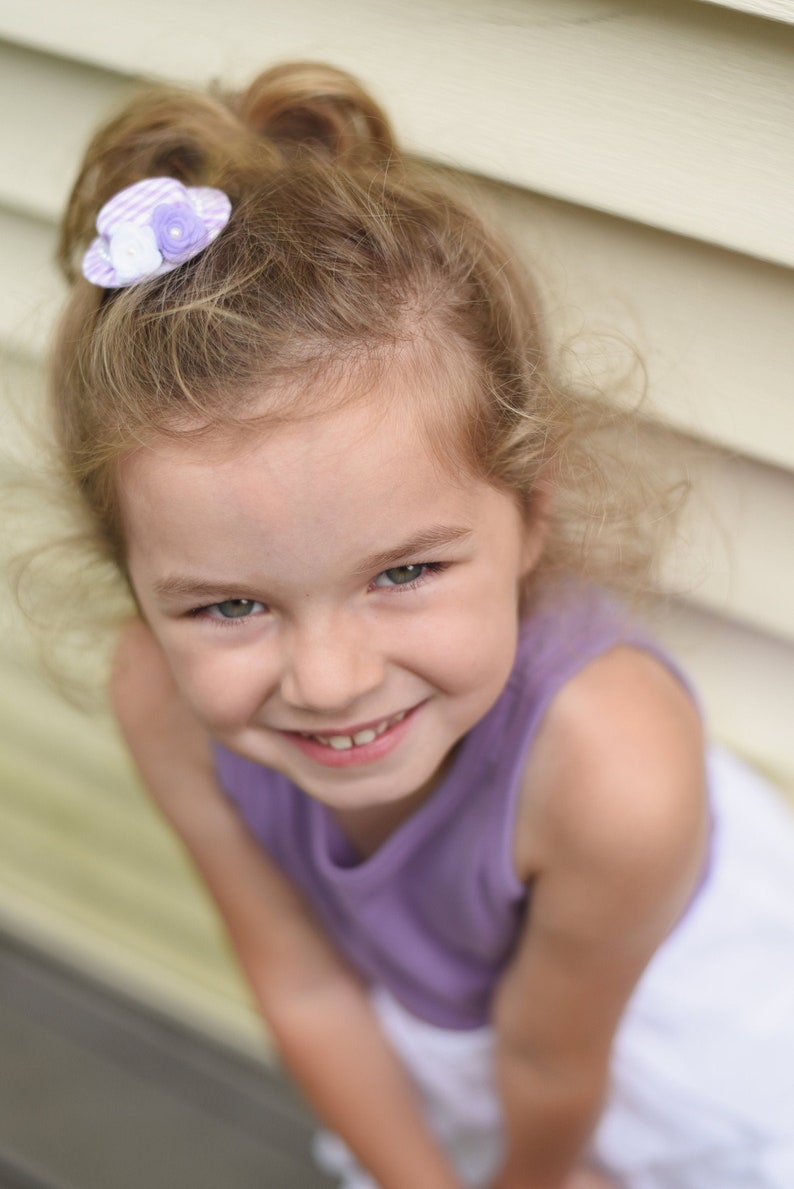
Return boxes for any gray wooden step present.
[0,930,333,1189]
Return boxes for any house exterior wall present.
[1,0,791,1041]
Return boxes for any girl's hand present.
[565,1169,616,1189]
[491,1169,616,1189]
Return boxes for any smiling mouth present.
[296,709,409,751]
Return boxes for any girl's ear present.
[520,482,552,577]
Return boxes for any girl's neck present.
[330,749,457,859]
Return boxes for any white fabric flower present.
[108,222,163,284]
[82,178,232,289]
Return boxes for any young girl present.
[51,62,794,1189]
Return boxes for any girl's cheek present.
[432,600,520,683]
[168,649,268,732]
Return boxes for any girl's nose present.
[279,613,384,715]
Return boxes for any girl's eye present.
[205,598,265,620]
[371,562,442,589]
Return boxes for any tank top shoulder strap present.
[467,584,700,901]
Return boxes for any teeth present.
[304,710,408,750]
[329,736,354,751]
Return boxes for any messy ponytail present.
[233,61,396,164]
[58,62,397,285]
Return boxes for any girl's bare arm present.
[490,648,709,1189]
[111,619,463,1189]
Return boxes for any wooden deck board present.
[0,931,332,1189]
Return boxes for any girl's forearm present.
[110,626,459,1186]
[492,1044,607,1189]
[264,974,463,1189]
[195,825,462,1189]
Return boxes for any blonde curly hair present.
[51,60,679,611]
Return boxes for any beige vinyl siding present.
[0,620,266,1048]
[5,1,794,266]
[654,602,794,794]
[694,0,794,23]
[1,0,792,1042]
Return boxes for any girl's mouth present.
[283,706,418,767]
[299,708,408,750]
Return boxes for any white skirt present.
[314,749,794,1189]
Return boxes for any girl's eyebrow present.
[152,525,473,601]
[356,525,472,574]
[152,576,261,603]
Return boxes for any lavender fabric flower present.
[151,202,209,262]
[81,177,232,289]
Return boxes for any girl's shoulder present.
[512,641,708,895]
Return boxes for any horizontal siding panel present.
[653,600,794,798]
[695,0,794,23]
[0,41,131,222]
[0,653,151,841]
[0,210,63,359]
[2,0,793,267]
[659,441,794,644]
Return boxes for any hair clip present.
[81,177,232,289]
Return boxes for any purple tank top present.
[214,587,690,1028]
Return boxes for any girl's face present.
[122,380,545,819]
